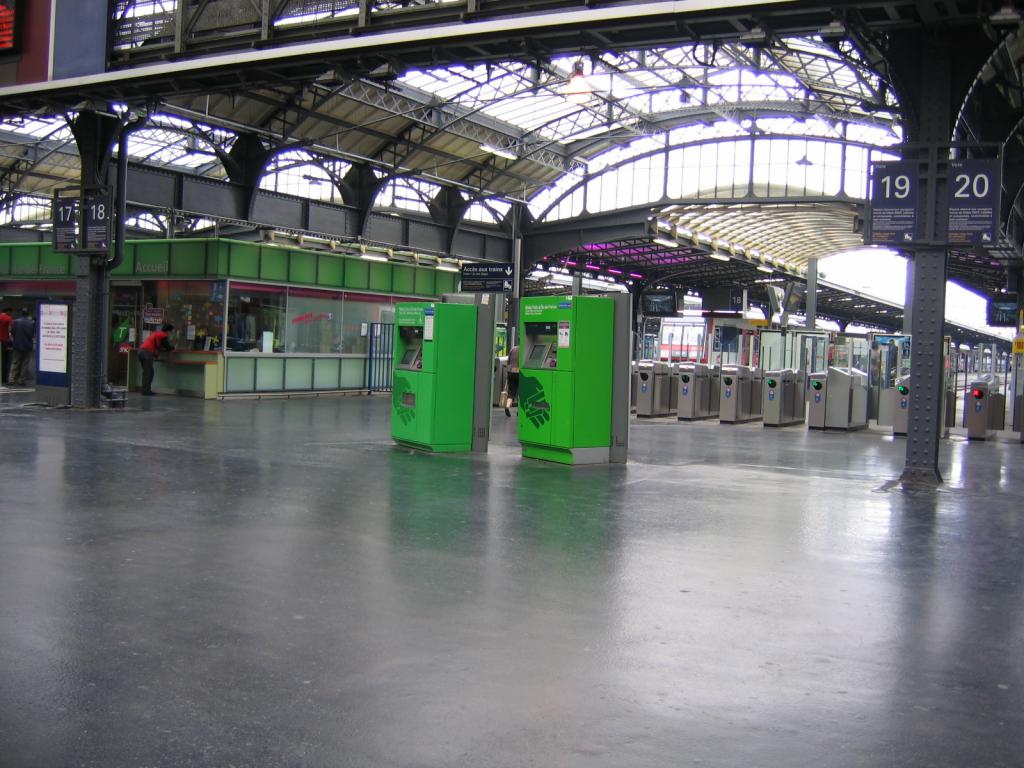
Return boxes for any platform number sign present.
[52,187,112,252]
[83,190,112,251]
[947,158,1001,246]
[867,160,919,245]
[52,195,79,252]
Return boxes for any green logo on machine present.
[393,374,416,425]
[519,375,551,428]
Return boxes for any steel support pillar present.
[902,31,952,485]
[805,257,818,330]
[68,111,118,409]
[902,258,914,334]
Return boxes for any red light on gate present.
[972,388,985,399]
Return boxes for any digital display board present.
[987,296,1019,328]
[641,291,678,316]
[0,1,17,53]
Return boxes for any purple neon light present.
[584,264,602,271]
[565,260,578,267]
[629,272,644,279]
[607,268,623,275]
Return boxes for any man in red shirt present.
[0,306,12,386]
[138,323,175,396]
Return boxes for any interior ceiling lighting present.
[653,236,678,248]
[562,60,593,105]
[757,264,774,273]
[818,19,847,40]
[480,143,518,161]
[436,262,460,272]
[708,252,731,262]
[991,4,1022,26]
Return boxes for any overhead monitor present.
[642,291,677,316]
[987,297,1018,327]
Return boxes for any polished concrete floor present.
[0,393,1022,767]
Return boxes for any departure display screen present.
[0,2,16,53]
[987,297,1018,327]
[642,291,677,316]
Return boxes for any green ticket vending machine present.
[392,302,477,452]
[518,295,614,464]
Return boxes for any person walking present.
[138,323,175,396]
[504,344,519,417]
[0,306,12,385]
[9,308,34,387]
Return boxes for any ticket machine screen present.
[397,326,424,370]
[528,344,548,363]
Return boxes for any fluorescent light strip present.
[361,253,389,262]
[480,143,517,161]
[708,252,730,262]
[436,263,460,272]
[653,237,678,248]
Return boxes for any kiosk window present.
[529,345,548,363]
[400,347,418,366]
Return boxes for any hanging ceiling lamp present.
[562,60,593,105]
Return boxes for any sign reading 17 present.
[878,173,912,199]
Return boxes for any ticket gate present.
[890,375,911,436]
[676,363,713,420]
[636,360,673,417]
[807,371,828,429]
[708,366,721,418]
[630,361,638,412]
[762,369,805,427]
[966,376,1004,440]
[824,367,869,431]
[492,355,508,407]
[719,365,761,424]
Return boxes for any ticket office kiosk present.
[518,296,614,465]
[391,302,477,452]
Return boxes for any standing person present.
[138,323,175,396]
[504,344,520,418]
[0,306,12,385]
[9,308,34,387]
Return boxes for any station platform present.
[0,393,1022,767]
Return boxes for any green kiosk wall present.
[517,295,614,465]
[391,302,478,452]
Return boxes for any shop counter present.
[143,350,223,399]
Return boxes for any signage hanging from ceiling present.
[0,1,17,54]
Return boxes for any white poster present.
[424,314,435,341]
[557,321,571,349]
[39,304,69,375]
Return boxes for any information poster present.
[947,158,1001,245]
[39,304,69,375]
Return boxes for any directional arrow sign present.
[461,263,514,292]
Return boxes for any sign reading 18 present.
[953,172,989,199]
[879,173,911,199]
[89,202,107,220]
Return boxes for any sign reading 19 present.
[878,173,912,199]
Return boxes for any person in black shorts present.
[505,344,519,417]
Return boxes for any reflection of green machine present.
[392,302,477,452]
[517,295,614,464]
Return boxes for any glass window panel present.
[342,298,392,354]
[285,288,344,354]
[226,282,286,353]
[142,280,226,352]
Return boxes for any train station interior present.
[0,1,1022,766]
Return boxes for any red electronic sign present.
[0,1,16,53]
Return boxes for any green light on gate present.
[723,376,733,386]
[681,374,690,383]
[811,380,823,391]
[766,378,777,388]
[897,385,909,395]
